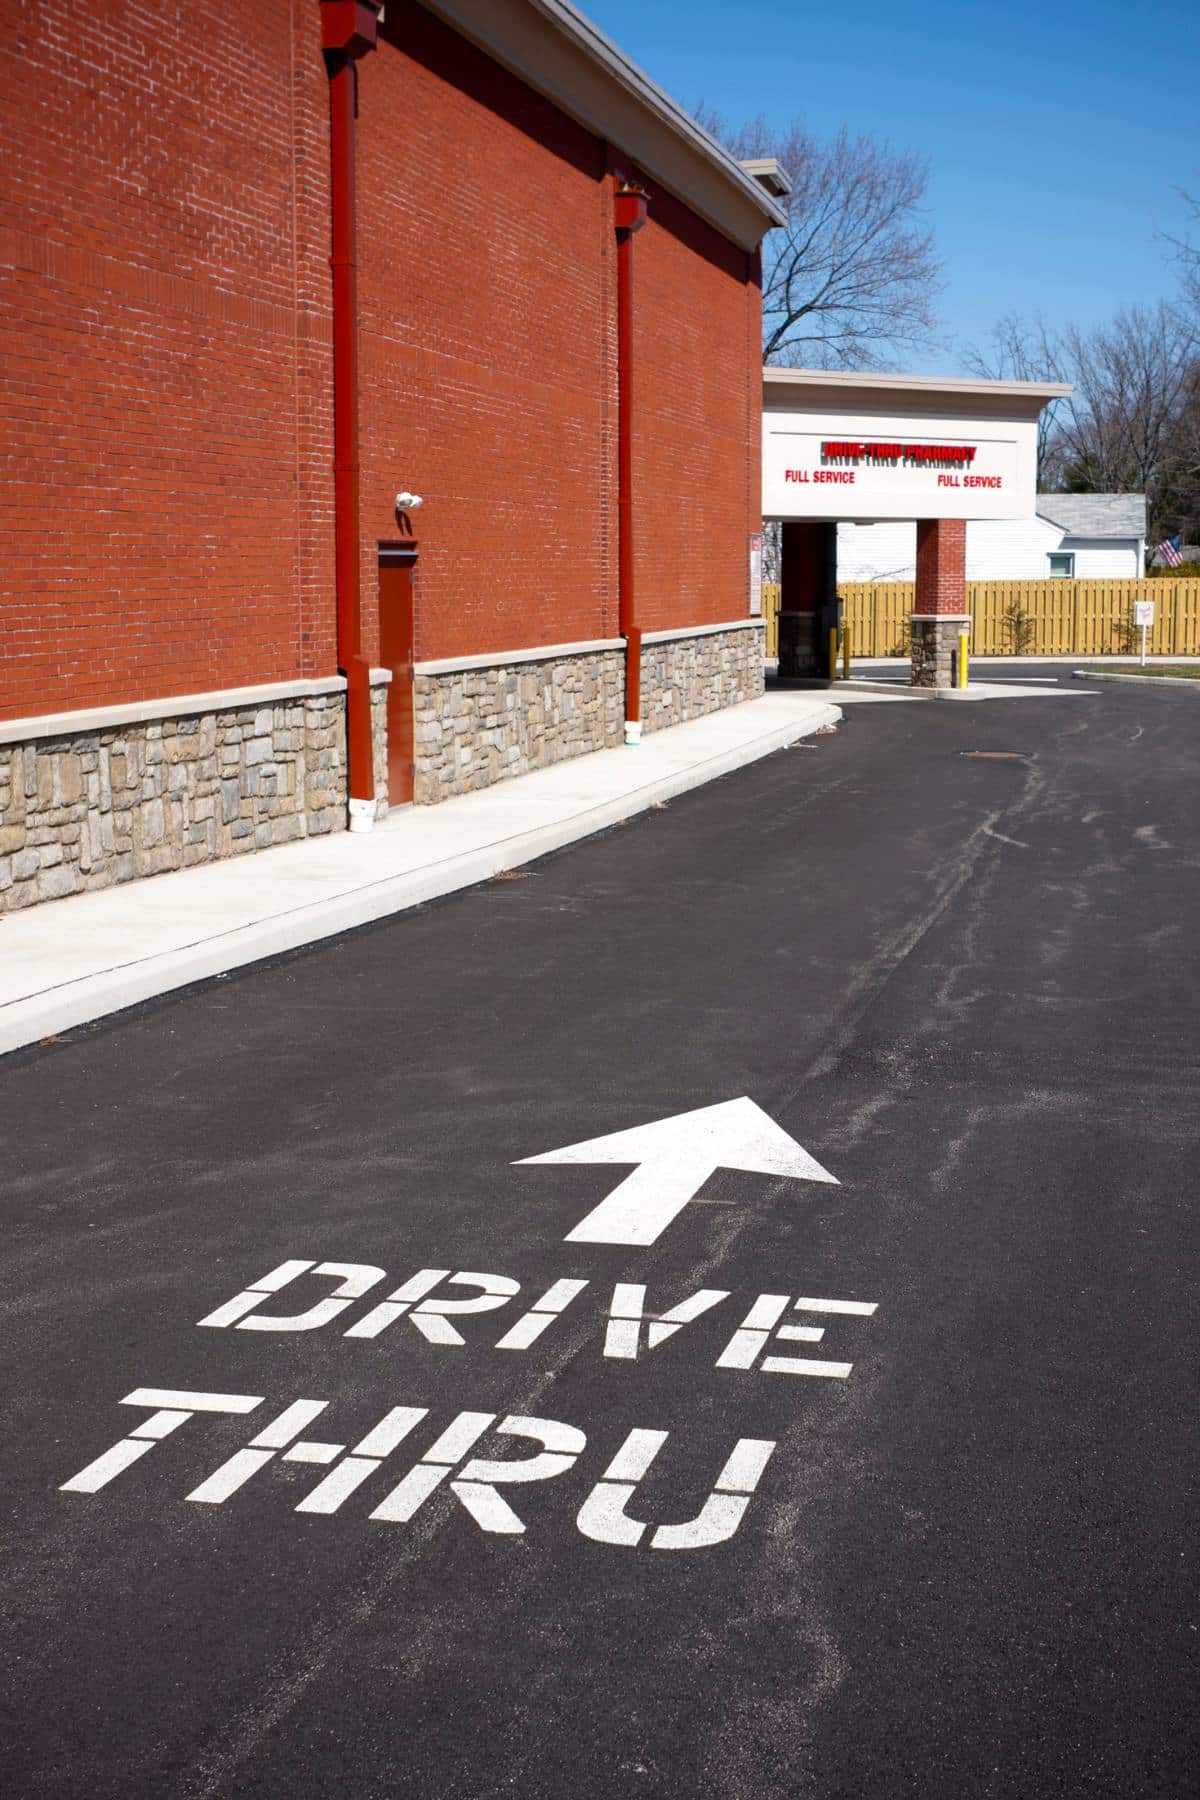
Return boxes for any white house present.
[837,494,1146,582]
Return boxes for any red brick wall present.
[629,176,760,633]
[0,0,337,721]
[357,6,617,663]
[357,13,761,665]
[915,518,968,615]
[1,0,763,719]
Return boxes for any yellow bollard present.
[842,622,852,682]
[829,627,839,682]
[958,631,969,689]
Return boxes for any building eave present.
[763,366,1073,422]
[415,0,787,249]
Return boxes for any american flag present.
[1155,533,1183,567]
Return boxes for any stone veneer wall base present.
[0,690,355,913]
[412,625,764,804]
[1,628,764,907]
[642,624,765,730]
[413,649,626,802]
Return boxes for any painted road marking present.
[250,1399,329,1448]
[451,1415,588,1536]
[516,1097,837,1246]
[604,1284,730,1359]
[194,1259,878,1373]
[295,1407,429,1515]
[60,1390,264,1494]
[576,1430,776,1550]
[188,1399,331,1504]
[62,1394,779,1550]
[495,1278,590,1350]
[407,1272,521,1346]
[715,1293,876,1375]
[59,1101,882,1559]
[197,1261,386,1332]
[343,1268,452,1339]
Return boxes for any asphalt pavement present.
[1,669,1196,1798]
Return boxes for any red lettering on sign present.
[820,439,981,468]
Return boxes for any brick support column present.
[911,518,969,688]
[778,522,837,677]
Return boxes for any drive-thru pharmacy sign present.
[768,430,1020,515]
[761,368,1058,523]
[59,1098,878,1554]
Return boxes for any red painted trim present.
[615,182,648,729]
[322,0,380,807]
[322,0,380,58]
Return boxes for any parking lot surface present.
[1,677,1196,1798]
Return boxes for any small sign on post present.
[1133,598,1155,665]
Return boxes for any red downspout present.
[614,182,648,745]
[321,0,380,831]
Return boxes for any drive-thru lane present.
[1,678,1196,1797]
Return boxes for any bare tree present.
[1164,188,1200,321]
[967,303,1199,540]
[967,186,1200,541]
[701,112,941,369]
[1056,305,1198,509]
[964,314,1069,486]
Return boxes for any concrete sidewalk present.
[0,690,840,1056]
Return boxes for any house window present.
[1048,552,1075,578]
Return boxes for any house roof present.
[1036,494,1146,539]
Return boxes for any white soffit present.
[415,0,787,250]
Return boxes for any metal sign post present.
[1133,599,1155,666]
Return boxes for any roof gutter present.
[614,181,649,745]
[321,0,380,833]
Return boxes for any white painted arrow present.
[515,1097,838,1247]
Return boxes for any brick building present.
[0,0,784,910]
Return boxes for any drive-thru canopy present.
[763,369,1071,685]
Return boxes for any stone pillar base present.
[777,610,817,678]
[910,615,970,688]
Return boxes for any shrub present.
[1002,602,1036,656]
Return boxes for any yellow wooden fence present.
[761,579,1200,659]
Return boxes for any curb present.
[849,654,1200,669]
[0,701,841,1056]
[1071,670,1200,689]
[837,680,1059,702]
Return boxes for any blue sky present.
[586,0,1200,373]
